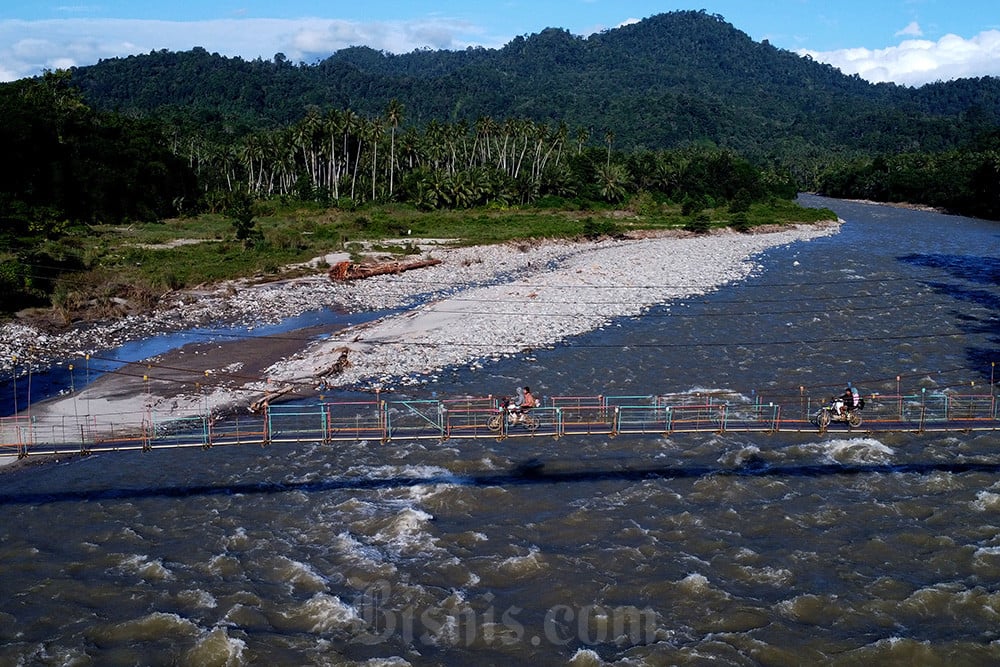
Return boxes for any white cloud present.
[895,21,923,38]
[798,29,1000,86]
[0,17,488,82]
[3,16,1000,89]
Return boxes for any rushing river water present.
[1,195,999,666]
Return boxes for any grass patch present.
[6,197,836,322]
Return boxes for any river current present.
[1,195,998,666]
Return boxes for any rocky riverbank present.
[259,224,841,394]
[4,223,839,423]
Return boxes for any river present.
[1,195,998,665]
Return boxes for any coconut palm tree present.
[597,162,629,203]
[385,99,404,197]
[368,116,385,202]
[323,108,343,199]
[294,106,322,190]
[575,127,590,155]
[342,109,361,201]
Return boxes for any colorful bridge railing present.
[2,390,997,460]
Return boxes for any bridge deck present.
[3,390,997,460]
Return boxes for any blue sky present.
[2,1,998,86]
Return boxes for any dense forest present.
[815,132,1000,220]
[66,10,1000,217]
[0,69,796,314]
[1,10,998,314]
[70,12,1000,170]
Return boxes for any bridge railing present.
[818,392,999,430]
[0,415,32,458]
[316,400,382,442]
[2,388,998,459]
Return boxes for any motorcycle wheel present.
[487,414,503,432]
[848,412,863,428]
[818,410,831,428]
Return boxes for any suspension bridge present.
[2,385,998,461]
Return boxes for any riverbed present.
[1,195,998,666]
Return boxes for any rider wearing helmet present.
[835,386,854,416]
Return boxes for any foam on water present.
[177,588,218,610]
[737,564,795,587]
[331,531,396,575]
[372,507,439,557]
[776,594,842,626]
[347,657,412,666]
[568,648,605,666]
[971,490,1000,512]
[717,444,764,468]
[675,386,754,403]
[273,556,329,594]
[115,553,174,581]
[5,644,91,667]
[224,526,252,552]
[973,545,1000,560]
[352,463,457,484]
[206,553,242,578]
[497,545,546,576]
[894,585,1000,627]
[677,573,712,595]
[805,436,895,464]
[278,592,363,634]
[332,497,378,518]
[91,611,199,645]
[184,627,247,667]
[843,636,980,664]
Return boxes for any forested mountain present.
[69,10,1000,170]
[3,9,997,317]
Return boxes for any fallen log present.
[248,384,296,413]
[314,348,351,378]
[329,258,442,281]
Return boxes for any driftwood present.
[314,348,351,378]
[249,384,295,413]
[329,258,442,281]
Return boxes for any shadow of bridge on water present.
[3,458,1000,506]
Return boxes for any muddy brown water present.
[1,195,998,665]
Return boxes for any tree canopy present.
[67,10,1000,173]
[1,10,997,314]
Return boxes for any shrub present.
[681,196,702,217]
[582,217,619,238]
[684,213,711,234]
[731,212,752,233]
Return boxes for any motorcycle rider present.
[835,386,854,416]
[510,386,536,424]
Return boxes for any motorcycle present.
[487,397,539,432]
[814,397,865,429]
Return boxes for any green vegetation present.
[8,8,993,324]
[69,11,1000,184]
[816,133,1000,220]
[1,193,834,324]
[1,66,833,322]
[60,10,999,222]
